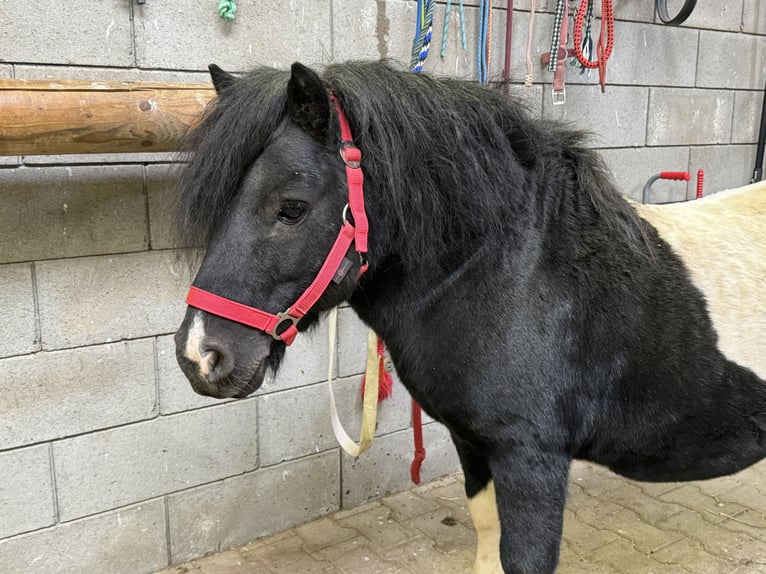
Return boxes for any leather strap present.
[327,308,379,457]
[552,0,569,104]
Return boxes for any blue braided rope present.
[441,0,452,58]
[478,0,490,84]
[459,0,466,50]
[441,0,467,58]
[411,0,435,72]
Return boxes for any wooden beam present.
[0,79,216,156]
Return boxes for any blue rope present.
[411,0,435,72]
[459,0,466,50]
[441,0,452,58]
[478,0,490,84]
[441,0,467,58]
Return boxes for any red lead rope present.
[573,0,614,93]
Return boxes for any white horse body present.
[635,180,766,380]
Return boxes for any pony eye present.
[277,200,307,224]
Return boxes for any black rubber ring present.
[656,0,697,25]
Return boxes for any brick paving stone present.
[295,517,358,553]
[327,545,412,574]
[400,508,476,554]
[600,483,686,524]
[335,505,412,552]
[657,509,756,556]
[585,539,688,574]
[660,485,750,523]
[561,509,620,556]
[380,490,442,522]
[311,535,372,562]
[650,538,737,573]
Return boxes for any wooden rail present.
[0,79,216,156]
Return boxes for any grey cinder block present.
[147,164,185,251]
[0,500,167,574]
[0,264,37,357]
[732,91,765,145]
[36,250,192,350]
[544,85,649,148]
[0,339,157,450]
[53,400,258,521]
[0,445,55,539]
[134,0,332,71]
[0,1,133,67]
[0,166,147,265]
[598,146,691,203]
[341,423,460,508]
[258,375,411,467]
[167,450,339,564]
[647,87,734,146]
[688,145,757,195]
[696,32,766,90]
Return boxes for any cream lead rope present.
[327,307,381,457]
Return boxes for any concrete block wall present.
[0,1,763,572]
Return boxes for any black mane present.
[176,60,649,266]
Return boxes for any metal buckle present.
[339,142,362,169]
[269,311,299,341]
[551,88,566,105]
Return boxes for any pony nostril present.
[200,343,234,383]
[200,350,218,373]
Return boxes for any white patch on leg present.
[636,181,766,380]
[467,480,504,574]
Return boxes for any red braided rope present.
[573,0,614,92]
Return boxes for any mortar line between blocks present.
[143,165,153,250]
[128,0,138,69]
[30,262,42,351]
[152,337,161,415]
[48,442,60,525]
[164,495,173,566]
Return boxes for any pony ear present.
[287,62,330,142]
[208,64,237,93]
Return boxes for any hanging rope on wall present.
[477,0,493,85]
[218,0,236,21]
[440,0,467,58]
[410,0,436,72]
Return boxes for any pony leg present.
[452,435,503,574]
[491,447,570,574]
[467,480,503,574]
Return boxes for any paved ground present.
[157,459,766,574]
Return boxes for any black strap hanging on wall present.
[655,0,696,25]
[752,75,766,183]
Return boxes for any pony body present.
[173,61,766,574]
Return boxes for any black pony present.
[174,61,766,574]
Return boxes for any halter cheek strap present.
[184,95,368,346]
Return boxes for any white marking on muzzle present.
[184,312,207,368]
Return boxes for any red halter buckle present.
[184,95,367,346]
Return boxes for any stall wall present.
[0,1,764,571]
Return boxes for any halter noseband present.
[185,95,368,346]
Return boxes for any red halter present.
[185,95,368,346]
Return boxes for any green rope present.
[218,0,236,21]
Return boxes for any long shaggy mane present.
[175,61,650,265]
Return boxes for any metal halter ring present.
[269,311,299,341]
[339,142,362,169]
